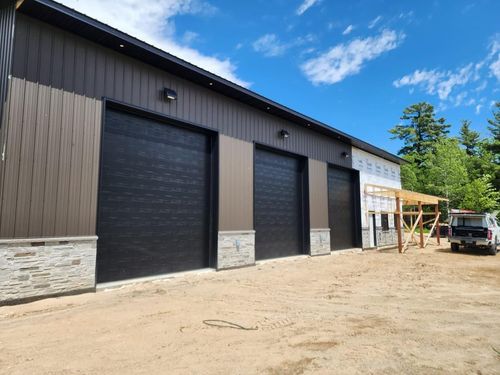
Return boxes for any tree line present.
[389,101,500,219]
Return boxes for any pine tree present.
[486,101,500,159]
[485,102,500,191]
[389,102,450,164]
[459,120,480,156]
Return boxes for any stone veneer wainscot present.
[217,230,255,270]
[0,236,97,305]
[310,229,331,256]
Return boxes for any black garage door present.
[254,148,305,260]
[328,167,358,251]
[96,109,213,283]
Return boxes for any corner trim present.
[0,235,98,244]
[218,230,255,235]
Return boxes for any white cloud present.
[296,0,319,15]
[342,25,355,35]
[490,59,500,80]
[253,33,316,58]
[393,69,443,90]
[399,11,414,20]
[368,16,382,29]
[474,80,488,92]
[394,36,500,108]
[181,31,199,45]
[252,34,288,57]
[57,0,250,87]
[475,104,483,114]
[438,64,476,99]
[301,29,404,85]
[489,38,500,80]
[393,64,477,100]
[452,90,468,106]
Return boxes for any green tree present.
[481,102,500,191]
[459,120,480,156]
[390,102,450,164]
[424,138,468,211]
[487,101,500,153]
[400,154,421,192]
[461,175,500,212]
[466,141,497,181]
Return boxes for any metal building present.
[0,0,403,304]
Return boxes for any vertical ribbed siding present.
[0,78,102,238]
[218,135,254,231]
[2,13,356,239]
[0,2,16,230]
[0,2,15,127]
[11,14,352,168]
[308,159,329,229]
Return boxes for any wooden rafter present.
[365,184,448,205]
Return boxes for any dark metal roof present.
[16,0,405,164]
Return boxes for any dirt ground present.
[1,244,499,375]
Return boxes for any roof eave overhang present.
[16,0,406,165]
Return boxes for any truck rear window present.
[451,217,484,227]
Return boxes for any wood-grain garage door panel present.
[255,148,304,260]
[97,109,212,283]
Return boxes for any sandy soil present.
[1,244,499,375]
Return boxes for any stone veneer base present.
[217,230,255,270]
[0,236,97,305]
[361,228,397,249]
[310,228,331,256]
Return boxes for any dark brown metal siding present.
[11,14,352,167]
[1,13,353,239]
[0,78,102,238]
[0,2,15,227]
[218,135,253,231]
[0,2,14,125]
[308,159,329,229]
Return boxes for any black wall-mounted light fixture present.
[341,151,350,159]
[279,129,290,139]
[163,88,177,101]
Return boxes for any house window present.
[381,214,389,231]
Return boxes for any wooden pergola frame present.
[365,184,448,253]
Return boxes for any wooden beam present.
[396,197,402,253]
[403,210,422,252]
[401,212,438,216]
[422,218,436,225]
[418,201,424,248]
[435,204,441,245]
[424,212,441,248]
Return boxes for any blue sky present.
[61,0,499,155]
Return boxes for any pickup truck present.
[449,212,499,255]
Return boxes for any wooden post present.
[435,204,440,245]
[396,197,402,253]
[418,201,424,248]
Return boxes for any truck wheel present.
[488,237,498,256]
[451,243,459,252]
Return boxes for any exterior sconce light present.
[163,88,177,101]
[279,129,290,139]
[341,151,350,159]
